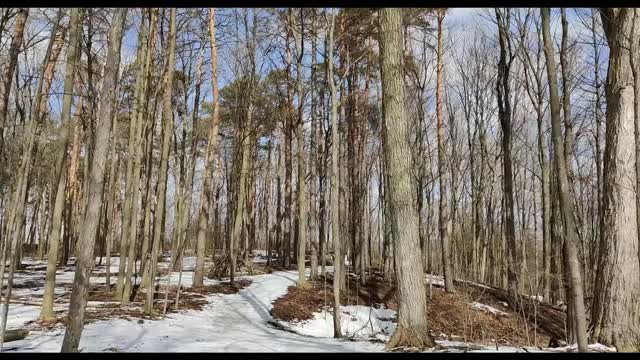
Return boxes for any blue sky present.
[17,8,606,135]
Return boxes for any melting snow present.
[4,269,383,352]
[280,305,396,341]
[529,294,544,302]
[425,274,445,287]
[470,302,509,317]
[2,258,618,353]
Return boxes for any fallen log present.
[9,300,42,306]
[453,279,568,341]
[3,329,29,343]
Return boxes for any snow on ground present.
[529,294,544,302]
[3,258,618,353]
[5,269,384,352]
[551,343,616,353]
[6,305,41,330]
[251,250,267,257]
[3,255,221,302]
[281,305,396,341]
[433,341,616,353]
[425,274,445,287]
[470,302,509,317]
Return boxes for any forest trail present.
[5,267,382,352]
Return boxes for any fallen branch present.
[3,329,28,343]
[453,279,568,341]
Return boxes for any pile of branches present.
[207,253,255,279]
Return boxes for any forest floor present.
[271,272,548,347]
[1,253,616,352]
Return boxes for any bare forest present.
[0,7,638,353]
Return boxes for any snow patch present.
[281,305,396,340]
[470,302,509,317]
[546,342,617,353]
[433,340,616,353]
[425,274,444,287]
[529,294,543,302]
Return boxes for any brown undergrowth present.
[186,278,253,295]
[270,274,550,348]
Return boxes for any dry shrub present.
[270,276,391,322]
[271,284,330,321]
[271,275,550,347]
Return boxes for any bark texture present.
[590,8,640,351]
[379,8,435,350]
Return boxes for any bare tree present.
[0,8,28,154]
[60,8,127,352]
[293,9,308,288]
[0,10,63,351]
[591,8,640,351]
[40,7,82,320]
[435,9,454,293]
[194,8,221,287]
[379,7,435,350]
[541,7,588,352]
[146,8,177,316]
[495,8,520,297]
[326,8,342,339]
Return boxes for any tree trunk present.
[104,150,120,291]
[379,8,435,350]
[435,10,454,293]
[122,10,151,304]
[591,10,604,294]
[0,8,28,154]
[137,8,159,291]
[60,8,127,352]
[264,138,272,267]
[145,9,176,316]
[293,9,307,288]
[309,9,319,281]
[194,8,221,287]
[326,10,342,338]
[541,8,589,352]
[495,9,520,298]
[283,14,293,269]
[590,8,640,351]
[41,8,82,321]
